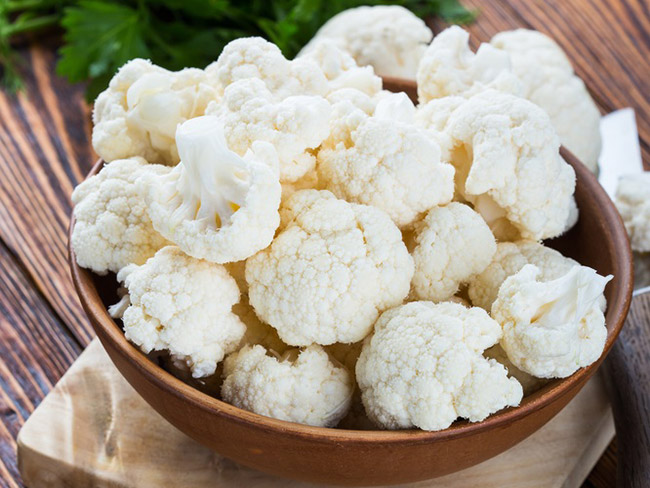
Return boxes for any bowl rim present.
[69,149,633,446]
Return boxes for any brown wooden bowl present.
[69,84,633,486]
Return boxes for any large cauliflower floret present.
[206,37,328,98]
[615,173,650,252]
[300,6,432,79]
[443,89,576,241]
[71,158,170,275]
[491,29,601,172]
[298,41,382,96]
[411,203,497,302]
[92,59,220,165]
[467,240,578,311]
[317,93,455,228]
[119,246,246,378]
[221,344,354,427]
[206,78,331,182]
[145,116,281,263]
[246,189,414,346]
[492,264,612,378]
[356,302,523,431]
[417,26,521,104]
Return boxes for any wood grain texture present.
[0,1,648,486]
[601,291,650,487]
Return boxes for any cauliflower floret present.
[415,95,466,159]
[221,344,354,427]
[417,26,521,104]
[119,246,246,378]
[300,6,432,79]
[492,264,612,378]
[491,29,601,172]
[356,301,523,431]
[317,93,455,227]
[206,78,331,182]
[411,203,496,302]
[484,344,549,396]
[206,37,328,98]
[246,189,414,346]
[71,158,170,275]
[92,59,220,165]
[145,116,281,263]
[441,89,576,241]
[468,240,578,311]
[615,173,650,252]
[298,41,382,95]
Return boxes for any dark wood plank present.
[0,45,96,346]
[0,241,83,488]
[601,291,650,487]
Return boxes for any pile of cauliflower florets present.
[72,8,613,432]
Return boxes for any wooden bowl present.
[69,89,633,485]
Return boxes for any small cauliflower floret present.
[317,93,455,228]
[119,246,246,378]
[92,59,220,165]
[221,344,354,427]
[443,90,576,241]
[300,6,432,79]
[206,37,328,98]
[484,344,549,396]
[298,41,382,95]
[145,116,281,263]
[356,302,523,431]
[246,190,414,346]
[615,173,650,252]
[492,264,612,378]
[491,29,601,172]
[417,26,521,104]
[71,158,170,275]
[468,240,578,311]
[206,78,331,182]
[411,203,496,302]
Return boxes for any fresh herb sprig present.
[0,0,475,100]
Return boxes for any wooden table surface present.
[0,1,647,487]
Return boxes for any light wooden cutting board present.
[17,339,614,488]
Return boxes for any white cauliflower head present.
[467,240,579,311]
[298,40,382,95]
[246,189,414,346]
[71,158,170,275]
[411,203,497,302]
[417,26,521,104]
[300,5,433,79]
[92,59,220,165]
[491,29,601,172]
[145,115,281,263]
[492,264,611,378]
[356,301,523,431]
[221,344,354,427]
[441,89,576,240]
[206,78,332,182]
[317,93,455,227]
[206,37,329,98]
[119,246,246,378]
[615,173,650,252]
